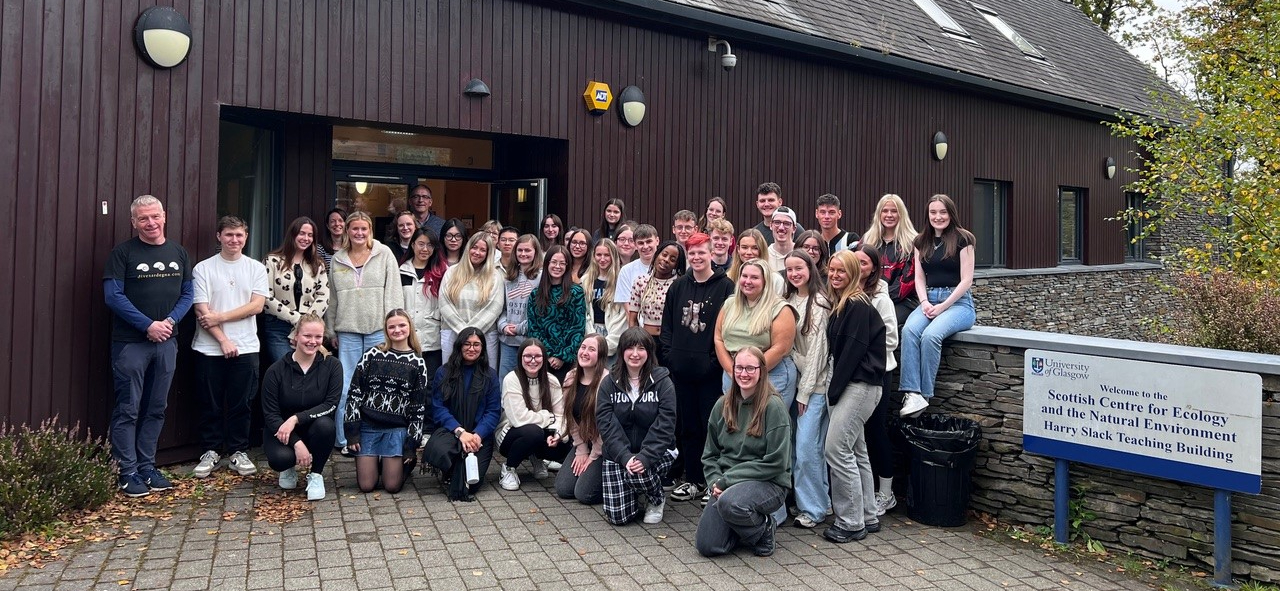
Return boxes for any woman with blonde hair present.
[821,250,887,543]
[579,239,627,358]
[439,233,506,370]
[862,193,920,325]
[330,210,404,454]
[261,313,341,501]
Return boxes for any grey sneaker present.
[305,473,326,501]
[875,491,897,516]
[228,451,258,476]
[278,467,298,490]
[793,514,820,529]
[499,463,521,491]
[530,458,549,479]
[192,450,220,478]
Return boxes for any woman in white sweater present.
[579,238,627,363]
[496,338,564,491]
[439,233,505,371]
[783,249,834,529]
[400,228,448,377]
[854,243,902,517]
[329,211,404,451]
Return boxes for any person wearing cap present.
[766,207,798,273]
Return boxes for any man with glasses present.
[409,184,445,237]
[766,206,798,272]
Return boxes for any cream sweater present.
[870,279,900,372]
[787,291,832,404]
[438,265,506,333]
[497,372,565,445]
[328,241,404,335]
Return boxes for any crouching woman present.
[695,346,793,557]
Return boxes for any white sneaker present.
[900,392,929,418]
[278,467,298,490]
[229,451,258,476]
[643,499,666,524]
[670,481,704,502]
[875,491,897,516]
[499,464,521,491]
[192,450,220,478]
[545,461,562,472]
[305,473,326,501]
[530,459,549,479]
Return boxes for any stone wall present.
[973,265,1174,340]
[929,328,1280,582]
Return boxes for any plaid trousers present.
[601,450,675,525]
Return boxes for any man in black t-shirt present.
[103,195,193,498]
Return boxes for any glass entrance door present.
[335,173,413,242]
[490,179,546,233]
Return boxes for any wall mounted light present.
[354,182,369,195]
[463,78,491,97]
[708,37,737,72]
[134,6,193,69]
[932,131,949,161]
[618,86,647,127]
[1105,157,1116,179]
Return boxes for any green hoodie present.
[702,393,793,491]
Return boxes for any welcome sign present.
[1023,350,1262,494]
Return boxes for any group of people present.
[105,181,976,557]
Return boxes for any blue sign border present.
[1025,435,1261,494]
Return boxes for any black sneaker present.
[865,520,881,534]
[753,515,777,557]
[139,468,173,491]
[118,473,150,498]
[822,523,867,543]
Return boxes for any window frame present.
[911,0,971,38]
[1058,187,1085,264]
[970,3,1045,59]
[971,179,1008,268]
[1125,192,1148,261]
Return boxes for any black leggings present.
[423,427,495,501]
[263,416,336,474]
[499,424,560,467]
[672,370,720,486]
[865,370,896,480]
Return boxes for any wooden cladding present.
[0,0,1139,443]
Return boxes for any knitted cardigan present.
[262,254,330,324]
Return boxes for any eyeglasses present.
[444,234,464,241]
[411,195,431,201]
[522,354,544,361]
[547,260,567,268]
[770,220,794,228]
[616,237,634,244]
[461,341,483,349]
[733,365,762,374]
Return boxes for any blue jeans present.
[110,339,178,474]
[336,331,385,447]
[260,315,294,366]
[793,392,831,522]
[898,288,975,399]
[497,343,520,382]
[722,356,796,525]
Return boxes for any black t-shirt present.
[104,237,192,342]
[592,278,606,323]
[573,382,590,424]
[919,233,973,288]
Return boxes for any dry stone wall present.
[973,265,1173,339]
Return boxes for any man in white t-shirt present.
[766,206,798,272]
[615,224,659,304]
[191,216,270,479]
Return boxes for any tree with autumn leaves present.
[1110,0,1280,352]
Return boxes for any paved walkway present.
[1,454,1157,591]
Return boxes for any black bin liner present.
[900,414,981,527]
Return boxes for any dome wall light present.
[354,181,369,195]
[932,131,949,161]
[618,86,647,127]
[1105,157,1117,179]
[463,78,491,97]
[134,6,193,69]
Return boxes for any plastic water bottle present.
[465,452,480,485]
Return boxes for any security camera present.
[721,52,737,72]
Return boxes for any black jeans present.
[263,416,336,474]
[671,369,721,485]
[499,424,561,467]
[865,370,895,479]
[196,352,260,453]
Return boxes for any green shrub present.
[1154,270,1280,355]
[0,418,116,539]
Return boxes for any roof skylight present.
[971,3,1044,59]
[911,0,970,37]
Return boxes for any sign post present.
[1022,350,1262,587]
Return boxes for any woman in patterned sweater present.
[527,246,585,383]
[262,216,329,365]
[344,310,429,494]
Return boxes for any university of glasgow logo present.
[1031,357,1045,376]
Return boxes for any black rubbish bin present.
[900,413,981,527]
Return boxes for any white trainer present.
[278,467,298,490]
[192,450,220,478]
[900,392,929,418]
[875,490,898,516]
[305,473,326,501]
[643,499,666,524]
[499,464,521,491]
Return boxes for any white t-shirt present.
[614,257,651,304]
[192,254,270,355]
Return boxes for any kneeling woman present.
[424,327,503,501]
[262,313,342,501]
[696,347,793,558]
[344,310,430,494]
[596,327,677,525]
[555,334,609,504]
[497,338,565,491]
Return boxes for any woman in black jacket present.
[261,313,343,501]
[596,327,677,525]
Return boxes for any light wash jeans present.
[497,343,520,382]
[441,328,500,372]
[336,330,385,447]
[825,381,880,531]
[793,392,830,522]
[898,288,975,399]
[722,356,796,525]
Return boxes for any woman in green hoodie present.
[696,346,793,558]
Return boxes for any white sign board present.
[1023,350,1262,494]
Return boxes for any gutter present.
[560,0,1133,120]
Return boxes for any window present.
[912,0,970,37]
[972,180,1007,268]
[1126,192,1147,260]
[218,120,278,259]
[1059,187,1085,263]
[971,3,1044,59]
